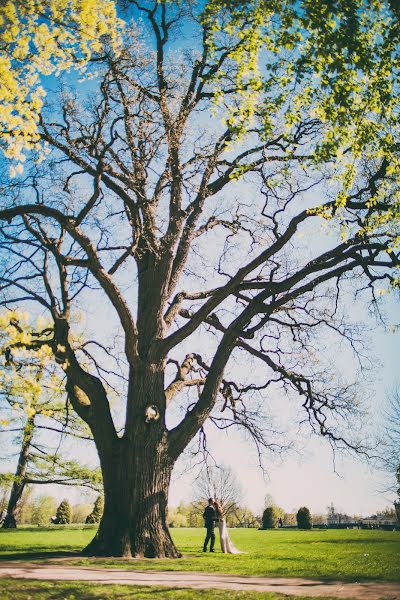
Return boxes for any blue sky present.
[166,296,399,516]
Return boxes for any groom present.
[203,497,217,553]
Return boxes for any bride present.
[214,500,243,554]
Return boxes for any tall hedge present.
[296,506,312,529]
[262,506,279,529]
[86,495,104,524]
[55,499,72,525]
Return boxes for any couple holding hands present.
[203,497,242,554]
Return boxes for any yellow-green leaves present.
[0,310,56,420]
[204,0,400,232]
[0,0,122,169]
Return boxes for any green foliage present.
[71,503,92,524]
[184,502,204,528]
[0,473,14,487]
[297,507,313,530]
[0,0,122,164]
[228,506,260,528]
[85,495,104,524]
[283,513,296,526]
[0,480,10,515]
[0,309,101,514]
[262,506,279,529]
[203,0,400,233]
[55,499,72,525]
[395,502,400,525]
[28,457,103,492]
[168,502,259,528]
[377,507,396,520]
[31,495,57,527]
[262,497,284,529]
[168,511,188,528]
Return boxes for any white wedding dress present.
[218,519,242,554]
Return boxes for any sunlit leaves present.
[0,310,57,420]
[203,0,400,226]
[0,0,122,168]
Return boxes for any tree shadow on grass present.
[0,550,82,562]
[318,538,400,544]
[0,581,190,600]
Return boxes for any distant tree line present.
[0,485,103,526]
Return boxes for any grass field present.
[1,527,399,583]
[0,578,348,600]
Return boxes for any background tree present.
[192,465,242,519]
[72,503,92,524]
[0,1,399,558]
[0,311,101,527]
[381,388,400,497]
[283,512,296,527]
[185,502,204,528]
[31,494,57,527]
[0,478,10,519]
[15,485,34,524]
[86,495,104,525]
[167,505,188,528]
[262,506,279,529]
[395,480,400,524]
[262,495,285,529]
[297,506,313,529]
[55,498,72,524]
[312,513,328,526]
[230,506,259,529]
[376,507,397,520]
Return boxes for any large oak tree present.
[0,1,399,557]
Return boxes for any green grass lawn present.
[0,527,399,583]
[0,578,351,600]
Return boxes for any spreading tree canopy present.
[0,0,399,557]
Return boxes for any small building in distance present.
[359,515,397,530]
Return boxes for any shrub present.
[262,506,279,529]
[297,506,313,529]
[395,501,400,525]
[168,511,188,528]
[86,495,104,524]
[55,499,72,524]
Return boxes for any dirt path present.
[1,563,399,599]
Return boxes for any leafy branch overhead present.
[0,0,122,164]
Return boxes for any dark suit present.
[203,504,216,551]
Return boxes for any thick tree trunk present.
[83,441,179,558]
[84,362,180,558]
[2,415,35,529]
